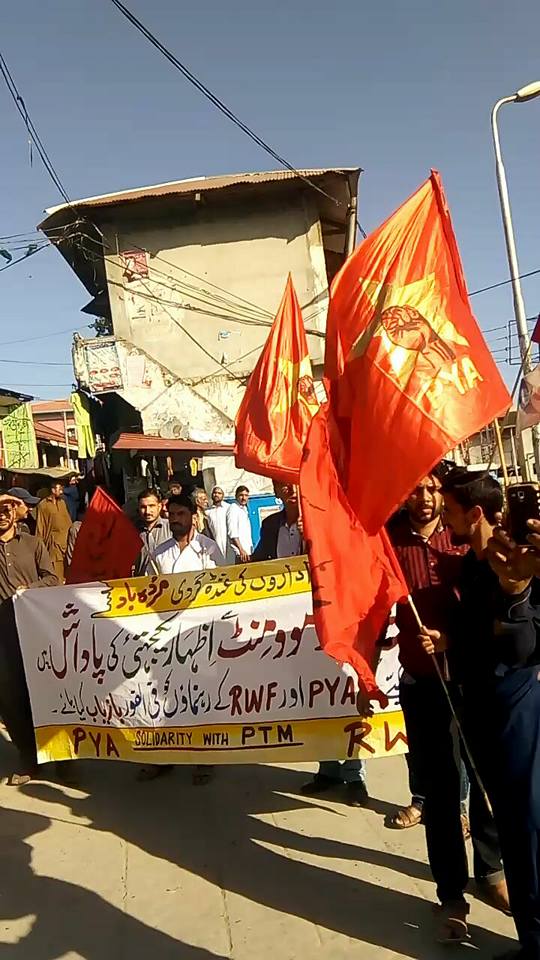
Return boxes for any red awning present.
[111,432,233,454]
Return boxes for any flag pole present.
[406,593,493,816]
[493,418,509,487]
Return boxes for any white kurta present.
[148,533,225,574]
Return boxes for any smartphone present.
[507,483,540,544]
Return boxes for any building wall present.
[101,195,328,382]
[76,195,330,442]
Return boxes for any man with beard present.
[141,494,224,785]
[149,494,224,574]
[252,480,304,561]
[133,488,171,576]
[0,491,58,784]
[389,468,507,942]
[206,486,232,562]
[35,481,72,581]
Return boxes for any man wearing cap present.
[0,490,58,785]
[8,487,39,536]
[206,486,232,562]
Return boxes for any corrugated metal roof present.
[112,432,233,454]
[41,167,360,223]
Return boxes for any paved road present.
[0,748,516,959]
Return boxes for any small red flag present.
[300,406,408,700]
[325,170,511,532]
[531,315,540,345]
[66,487,142,585]
[235,275,319,482]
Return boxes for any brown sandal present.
[386,803,423,829]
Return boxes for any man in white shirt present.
[206,486,233,562]
[226,485,253,563]
[147,494,225,574]
[139,493,224,786]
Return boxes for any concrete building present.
[40,168,359,438]
[31,399,79,469]
[40,167,360,496]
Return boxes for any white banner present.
[14,557,406,765]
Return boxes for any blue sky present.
[1,0,540,398]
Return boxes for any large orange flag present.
[300,405,408,700]
[326,170,511,532]
[235,275,319,482]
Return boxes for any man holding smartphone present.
[421,468,540,952]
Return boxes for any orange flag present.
[66,487,142,585]
[300,406,408,700]
[235,275,319,482]
[325,170,511,532]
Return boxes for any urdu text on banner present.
[14,557,406,765]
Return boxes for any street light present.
[491,81,540,480]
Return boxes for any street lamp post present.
[491,81,540,480]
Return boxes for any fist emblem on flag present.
[380,304,456,369]
[297,374,318,410]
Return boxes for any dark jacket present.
[252,510,287,562]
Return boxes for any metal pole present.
[63,410,71,468]
[345,181,358,258]
[493,418,509,487]
[491,97,540,478]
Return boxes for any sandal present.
[386,803,423,829]
[6,770,36,787]
[436,900,470,943]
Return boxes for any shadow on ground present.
[2,753,515,960]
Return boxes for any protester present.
[149,494,225,574]
[386,471,475,841]
[227,486,253,562]
[192,487,213,537]
[65,501,87,574]
[419,469,513,942]
[8,487,39,536]
[252,481,304,560]
[0,491,58,785]
[161,478,183,519]
[250,481,367,805]
[206,486,232,561]
[140,493,224,786]
[35,481,72,582]
[133,488,171,576]
[63,474,80,523]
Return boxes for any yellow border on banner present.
[96,556,311,618]
[34,711,407,765]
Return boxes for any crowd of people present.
[0,466,540,955]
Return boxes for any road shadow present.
[22,762,517,959]
[0,803,229,960]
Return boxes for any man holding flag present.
[299,170,511,941]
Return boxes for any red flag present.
[235,275,319,482]
[325,170,511,532]
[66,487,142,585]
[531,315,540,345]
[300,406,408,700]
